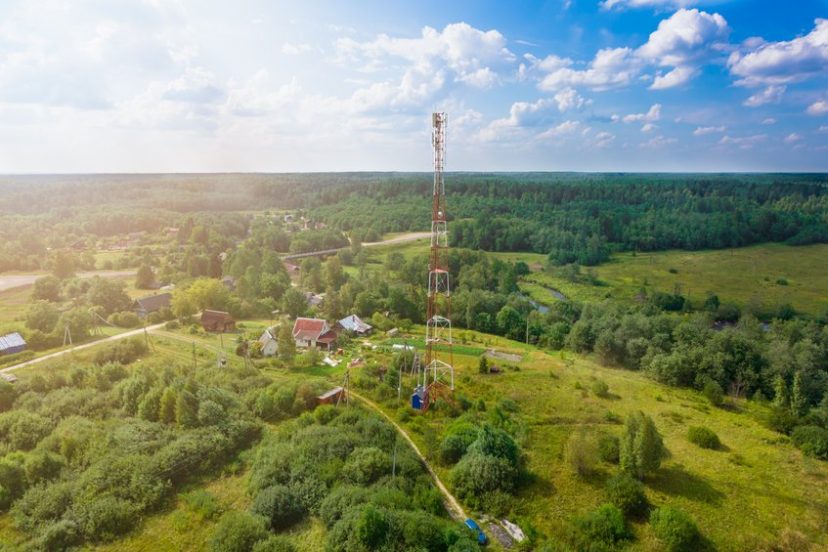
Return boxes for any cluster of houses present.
[258,314,373,356]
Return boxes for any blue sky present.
[0,0,826,172]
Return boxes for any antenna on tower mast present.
[411,112,454,412]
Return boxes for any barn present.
[201,310,236,332]
[0,333,26,356]
[317,386,345,405]
[133,292,172,318]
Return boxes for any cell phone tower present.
[419,112,454,409]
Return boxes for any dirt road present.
[0,270,135,293]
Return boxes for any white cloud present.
[537,47,643,91]
[281,42,312,55]
[537,120,581,139]
[553,87,588,111]
[636,9,730,89]
[806,100,828,116]
[593,131,615,147]
[642,135,678,147]
[620,103,662,123]
[728,18,828,86]
[719,133,767,149]
[743,85,786,107]
[762,117,776,125]
[819,125,828,132]
[641,123,657,132]
[784,132,803,144]
[693,125,726,136]
[601,0,706,10]
[476,97,557,141]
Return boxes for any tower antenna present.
[413,112,454,411]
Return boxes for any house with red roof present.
[292,317,338,350]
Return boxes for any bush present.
[39,519,80,552]
[451,453,518,502]
[250,484,304,530]
[605,473,647,516]
[702,379,724,407]
[591,380,610,398]
[252,535,297,552]
[564,430,598,477]
[791,425,828,459]
[575,503,629,546]
[341,447,391,486]
[210,511,269,552]
[73,496,137,541]
[438,426,478,465]
[650,506,700,552]
[183,489,223,520]
[687,426,721,450]
[107,311,142,328]
[93,337,148,365]
[598,434,620,464]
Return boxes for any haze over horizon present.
[1,0,827,173]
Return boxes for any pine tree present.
[620,411,665,479]
[772,374,788,409]
[175,391,199,428]
[137,389,162,422]
[277,322,296,364]
[478,355,489,374]
[790,372,807,417]
[159,387,177,424]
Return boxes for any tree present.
[300,258,322,292]
[650,507,700,552]
[187,278,230,311]
[565,430,598,477]
[478,355,489,374]
[32,275,62,302]
[496,305,523,341]
[790,372,807,417]
[605,473,647,516]
[772,374,789,409]
[52,251,76,280]
[325,257,345,291]
[277,322,296,363]
[54,308,91,341]
[135,264,155,289]
[138,389,162,422]
[86,277,130,315]
[281,288,306,320]
[172,290,197,320]
[620,411,665,479]
[26,300,60,334]
[159,388,178,424]
[176,391,199,428]
[250,484,304,531]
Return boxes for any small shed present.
[133,292,172,318]
[1,373,18,384]
[411,385,427,410]
[258,328,278,356]
[338,314,373,335]
[201,310,235,332]
[317,386,344,405]
[0,333,27,356]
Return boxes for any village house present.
[292,317,337,350]
[201,310,236,332]
[258,328,278,357]
[0,332,26,356]
[133,292,172,318]
[338,314,373,336]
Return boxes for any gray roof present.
[0,332,26,352]
[134,292,172,313]
[338,314,372,334]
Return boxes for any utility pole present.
[192,341,197,370]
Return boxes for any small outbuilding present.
[201,310,236,332]
[1,373,18,383]
[258,328,278,357]
[0,332,26,356]
[133,292,172,318]
[317,386,344,405]
[338,314,373,335]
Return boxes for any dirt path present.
[362,232,431,247]
[349,390,467,522]
[0,322,166,375]
[0,270,135,292]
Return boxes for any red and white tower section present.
[424,112,454,395]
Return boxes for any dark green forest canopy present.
[2,173,828,266]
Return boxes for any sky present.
[0,0,827,173]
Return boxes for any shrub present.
[791,425,828,459]
[11,481,74,532]
[451,453,518,502]
[605,473,647,516]
[687,426,721,450]
[598,434,620,464]
[183,489,223,520]
[24,450,65,484]
[250,484,304,531]
[107,311,141,328]
[466,424,519,467]
[650,506,700,552]
[73,496,137,541]
[564,430,598,477]
[210,511,269,552]
[591,380,610,398]
[702,379,724,407]
[341,447,391,485]
[575,503,630,546]
[39,519,80,552]
[252,535,297,552]
[439,426,479,465]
